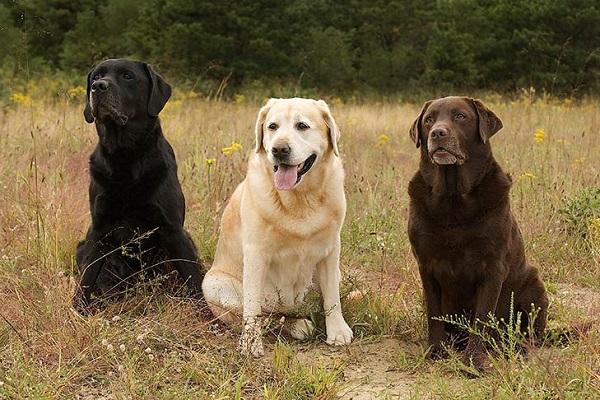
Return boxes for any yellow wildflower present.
[521,172,537,180]
[534,128,545,143]
[67,86,86,99]
[205,158,216,166]
[377,134,390,147]
[222,141,243,156]
[10,92,32,106]
[589,218,600,248]
[233,94,246,104]
[331,97,343,106]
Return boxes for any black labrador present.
[73,58,203,313]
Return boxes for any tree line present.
[1,0,599,98]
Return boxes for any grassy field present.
[0,92,599,399]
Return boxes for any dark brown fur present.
[407,96,548,371]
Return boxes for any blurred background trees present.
[1,0,599,98]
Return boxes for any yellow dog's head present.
[254,98,340,191]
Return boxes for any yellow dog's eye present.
[268,122,278,130]
[296,122,310,130]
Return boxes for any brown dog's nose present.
[430,128,448,139]
[91,80,109,92]
[272,144,291,159]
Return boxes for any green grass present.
[0,93,598,399]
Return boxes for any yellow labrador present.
[202,98,353,356]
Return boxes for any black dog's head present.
[409,96,503,166]
[84,59,171,126]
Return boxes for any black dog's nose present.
[91,80,109,92]
[430,128,448,139]
[271,144,291,159]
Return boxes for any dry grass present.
[0,93,598,399]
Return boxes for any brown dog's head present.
[409,96,503,194]
[409,96,502,166]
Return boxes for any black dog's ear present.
[83,69,95,123]
[471,98,503,143]
[144,63,172,117]
[409,100,432,149]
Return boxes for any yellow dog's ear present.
[254,98,278,153]
[315,99,340,156]
[470,98,503,143]
[409,100,432,149]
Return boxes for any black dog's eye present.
[92,74,100,81]
[122,72,133,80]
[424,116,433,124]
[268,122,278,130]
[455,113,466,120]
[296,122,310,130]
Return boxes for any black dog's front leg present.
[73,237,107,313]
[161,229,203,298]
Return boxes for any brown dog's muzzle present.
[427,127,466,166]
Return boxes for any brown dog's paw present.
[427,344,449,360]
[461,349,493,375]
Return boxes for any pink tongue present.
[274,165,298,190]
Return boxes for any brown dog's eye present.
[424,116,433,124]
[296,122,310,130]
[268,122,278,130]
[455,113,466,120]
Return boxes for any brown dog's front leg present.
[463,274,504,371]
[420,273,447,358]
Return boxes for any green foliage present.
[2,0,600,97]
[559,187,600,239]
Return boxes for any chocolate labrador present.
[73,59,203,313]
[407,96,548,371]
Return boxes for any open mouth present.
[430,148,464,166]
[273,154,317,191]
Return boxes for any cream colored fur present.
[202,98,353,357]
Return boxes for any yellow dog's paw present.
[239,317,264,357]
[284,318,315,340]
[326,318,353,346]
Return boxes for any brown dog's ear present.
[315,99,340,156]
[144,63,172,117]
[409,100,432,148]
[83,69,95,123]
[254,98,278,153]
[471,99,503,143]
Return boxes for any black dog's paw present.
[72,292,97,316]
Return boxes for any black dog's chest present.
[94,192,162,226]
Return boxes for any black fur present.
[74,59,203,313]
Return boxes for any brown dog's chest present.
[409,208,510,287]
